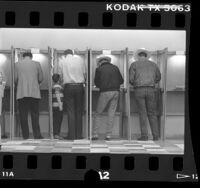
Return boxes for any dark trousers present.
[64,84,84,139]
[53,108,63,136]
[134,87,159,139]
[18,97,42,139]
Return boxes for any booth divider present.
[125,48,132,140]
[89,49,92,140]
[48,47,53,140]
[10,46,15,140]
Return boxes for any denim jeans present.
[53,108,63,136]
[134,87,159,138]
[93,91,119,137]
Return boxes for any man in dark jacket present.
[92,55,124,141]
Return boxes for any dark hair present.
[64,49,73,56]
[52,74,60,83]
[138,52,147,57]
[22,52,33,58]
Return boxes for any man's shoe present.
[54,135,64,140]
[153,137,159,141]
[105,136,111,141]
[137,136,148,141]
[91,136,98,141]
[63,136,73,140]
[1,135,8,139]
[34,136,44,139]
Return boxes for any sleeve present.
[14,63,18,84]
[58,58,63,82]
[94,68,100,88]
[0,70,6,83]
[155,65,161,83]
[118,68,124,85]
[37,62,44,84]
[82,62,87,82]
[129,63,136,85]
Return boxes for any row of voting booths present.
[0,47,185,141]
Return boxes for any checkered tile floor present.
[0,139,184,154]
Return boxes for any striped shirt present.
[52,84,64,108]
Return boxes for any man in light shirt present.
[58,49,86,140]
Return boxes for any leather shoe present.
[153,137,159,141]
[34,136,44,139]
[137,136,148,141]
[91,136,98,141]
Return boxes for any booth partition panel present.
[166,51,185,140]
[90,50,129,140]
[128,49,168,140]
[0,49,12,140]
[12,48,50,139]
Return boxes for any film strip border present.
[0,2,191,29]
[0,1,196,181]
[0,153,196,181]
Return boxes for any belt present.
[135,86,155,89]
[64,83,83,85]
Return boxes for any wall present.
[0,31,2,48]
[0,29,185,51]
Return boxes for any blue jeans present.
[93,91,119,137]
[134,87,159,138]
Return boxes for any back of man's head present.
[22,52,33,59]
[138,52,147,57]
[64,49,73,56]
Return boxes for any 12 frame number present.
[2,171,14,177]
[99,171,110,180]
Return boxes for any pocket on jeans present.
[134,89,143,97]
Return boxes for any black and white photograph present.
[0,28,185,154]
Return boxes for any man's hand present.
[59,104,63,111]
[123,88,127,93]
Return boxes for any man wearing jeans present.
[129,49,161,141]
[92,55,124,141]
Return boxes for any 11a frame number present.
[1,171,14,177]
[98,171,110,180]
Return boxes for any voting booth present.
[53,49,89,139]
[0,47,185,141]
[89,49,128,140]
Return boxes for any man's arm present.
[94,68,100,88]
[14,63,18,84]
[129,63,135,85]
[82,62,87,83]
[118,68,124,85]
[37,62,43,84]
[155,65,161,83]
[58,59,63,83]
